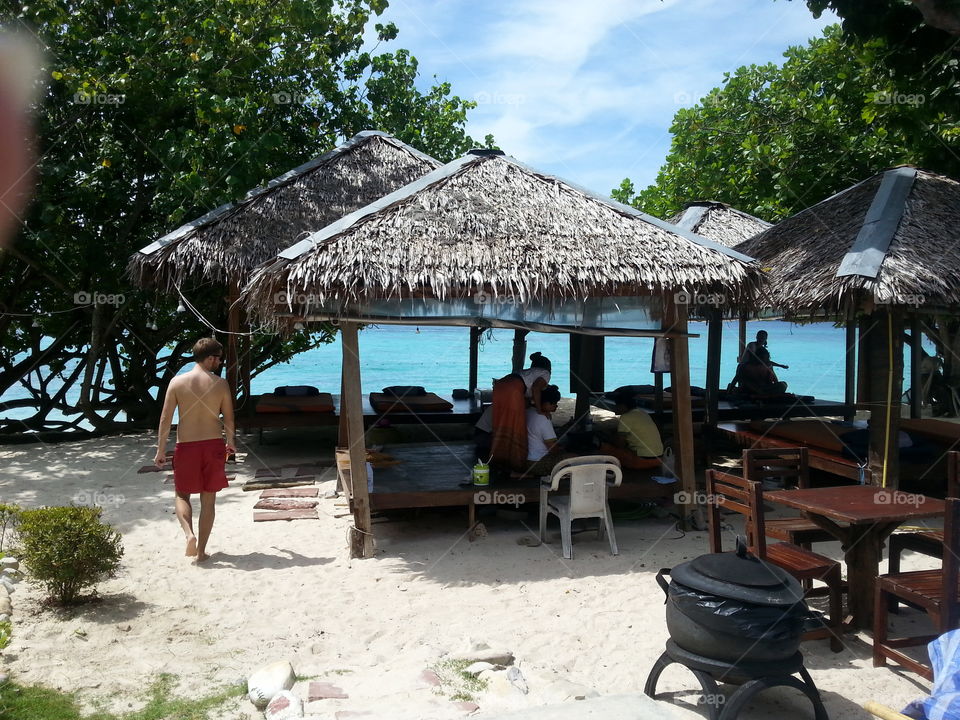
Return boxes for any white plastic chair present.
[538,455,623,559]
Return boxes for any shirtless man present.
[154,337,235,562]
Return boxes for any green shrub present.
[0,620,10,651]
[0,503,20,554]
[16,506,123,605]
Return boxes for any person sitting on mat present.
[598,391,664,470]
[523,384,564,478]
[729,347,788,398]
[490,351,552,472]
[739,329,789,370]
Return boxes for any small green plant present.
[0,672,246,720]
[0,503,21,554]
[0,620,10,651]
[16,506,123,606]
[430,659,489,703]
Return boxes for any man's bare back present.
[169,367,233,444]
[154,338,235,563]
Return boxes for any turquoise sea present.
[254,320,857,401]
[2,320,922,426]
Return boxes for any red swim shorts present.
[173,438,229,494]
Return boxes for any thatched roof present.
[129,131,441,290]
[243,151,764,330]
[669,201,771,248]
[734,167,960,317]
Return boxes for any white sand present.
[0,432,941,719]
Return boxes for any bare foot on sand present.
[194,552,210,563]
[185,537,198,557]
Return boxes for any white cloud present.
[374,0,836,197]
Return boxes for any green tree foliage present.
[0,1,485,435]
[621,25,960,221]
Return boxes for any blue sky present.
[371,0,836,197]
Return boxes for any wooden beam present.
[341,322,374,558]
[910,313,922,419]
[845,305,857,421]
[511,329,529,373]
[863,309,904,489]
[665,297,696,527]
[704,309,722,429]
[468,327,481,392]
[225,280,240,397]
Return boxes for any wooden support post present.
[862,310,903,489]
[704,309,722,429]
[654,368,664,418]
[225,280,240,398]
[511,329,529,373]
[910,313,922,419]
[337,371,348,448]
[468,327,481,392]
[570,335,604,425]
[341,322,374,558]
[665,298,696,527]
[845,305,857,421]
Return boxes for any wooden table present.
[765,485,944,630]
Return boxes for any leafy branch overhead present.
[1,0,487,436]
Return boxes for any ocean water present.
[0,320,919,426]
[255,320,861,401]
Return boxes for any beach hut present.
[128,131,441,396]
[734,166,960,489]
[243,149,764,557]
[668,202,773,426]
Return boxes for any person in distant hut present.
[730,346,788,398]
[154,337,235,562]
[523,385,564,477]
[490,351,552,473]
[739,329,789,370]
[598,392,664,470]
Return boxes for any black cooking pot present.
[656,538,812,663]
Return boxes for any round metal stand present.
[643,640,829,720]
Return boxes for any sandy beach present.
[0,431,941,719]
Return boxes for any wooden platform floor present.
[366,442,677,521]
[603,396,853,422]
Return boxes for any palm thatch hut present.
[669,200,772,249]
[128,131,441,394]
[668,202,773,425]
[734,166,960,492]
[243,149,765,557]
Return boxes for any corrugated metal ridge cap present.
[837,166,917,279]
[280,152,759,264]
[673,204,710,232]
[137,130,440,257]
